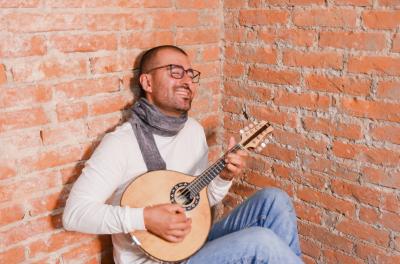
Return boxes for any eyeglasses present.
[145,64,201,83]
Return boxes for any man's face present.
[141,49,198,117]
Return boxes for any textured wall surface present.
[221,0,400,263]
[0,0,399,263]
[0,1,222,263]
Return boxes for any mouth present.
[175,87,192,99]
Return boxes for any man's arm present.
[62,134,145,234]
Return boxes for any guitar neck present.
[186,144,242,195]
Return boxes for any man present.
[63,45,303,263]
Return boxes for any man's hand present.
[143,204,191,243]
[219,136,248,181]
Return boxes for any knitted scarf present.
[128,98,188,171]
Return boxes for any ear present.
[139,74,152,93]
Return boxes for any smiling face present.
[139,48,198,117]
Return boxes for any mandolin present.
[120,120,273,263]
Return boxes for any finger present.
[168,220,192,230]
[166,204,185,213]
[164,235,183,243]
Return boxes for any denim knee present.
[254,188,294,210]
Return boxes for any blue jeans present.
[187,188,303,264]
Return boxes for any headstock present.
[239,120,273,153]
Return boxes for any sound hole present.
[170,182,200,211]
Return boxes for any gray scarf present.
[128,98,188,171]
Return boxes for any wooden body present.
[120,170,212,263]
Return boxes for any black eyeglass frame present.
[144,64,201,83]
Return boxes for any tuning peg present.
[256,146,263,152]
[253,119,258,124]
[249,123,254,128]
[244,126,249,131]
[240,129,244,134]
[261,142,267,148]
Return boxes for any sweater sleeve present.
[62,133,145,234]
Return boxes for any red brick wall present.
[1,0,399,263]
[222,0,400,263]
[0,1,222,263]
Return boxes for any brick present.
[336,218,389,247]
[297,187,355,216]
[223,62,245,78]
[396,236,400,251]
[87,113,122,138]
[29,231,92,258]
[50,34,117,53]
[237,46,277,64]
[334,0,372,5]
[370,124,400,145]
[254,0,325,4]
[244,170,278,188]
[60,163,84,184]
[239,10,288,26]
[176,0,219,8]
[363,11,400,30]
[293,9,357,28]
[381,192,400,213]
[152,11,199,28]
[319,31,385,51]
[330,179,381,207]
[224,81,273,102]
[305,74,371,96]
[363,167,400,189]
[176,28,220,45]
[359,206,380,224]
[0,160,17,180]
[0,204,25,227]
[380,211,400,232]
[341,97,400,122]
[90,51,140,74]
[377,80,400,100]
[393,34,400,52]
[323,249,364,264]
[0,34,46,58]
[248,67,300,85]
[144,0,172,7]
[274,129,328,154]
[29,191,67,216]
[56,101,88,122]
[299,222,354,253]
[378,0,400,6]
[0,247,25,264]
[224,0,247,8]
[89,94,131,116]
[274,91,331,111]
[55,77,119,99]
[0,0,40,7]
[276,29,316,47]
[296,238,322,258]
[248,105,298,128]
[348,56,400,76]
[1,215,62,248]
[62,236,110,262]
[302,116,362,140]
[0,64,6,85]
[294,202,323,224]
[0,130,42,155]
[2,13,85,32]
[121,31,174,49]
[0,84,52,108]
[19,145,82,173]
[283,50,343,69]
[202,46,220,61]
[12,56,87,83]
[0,170,58,203]
[261,143,296,162]
[333,141,400,166]
[301,154,334,173]
[87,13,145,31]
[41,121,87,146]
[0,107,49,132]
